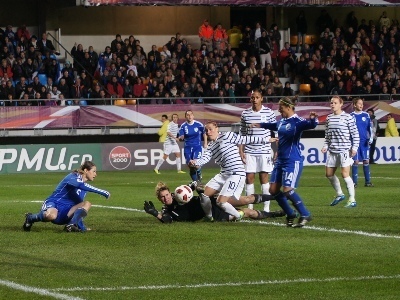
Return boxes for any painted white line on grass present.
[0,279,85,300]
[17,202,400,240]
[240,220,400,239]
[92,204,400,240]
[92,204,143,213]
[51,274,400,292]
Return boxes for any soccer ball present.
[174,185,193,205]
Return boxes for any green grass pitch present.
[1,164,400,299]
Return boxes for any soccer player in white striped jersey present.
[189,121,277,221]
[350,98,374,187]
[239,89,276,212]
[322,96,360,208]
[154,114,186,174]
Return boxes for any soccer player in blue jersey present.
[178,110,207,181]
[322,96,360,208]
[350,98,374,187]
[255,96,318,227]
[189,121,277,221]
[22,161,110,232]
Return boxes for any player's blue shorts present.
[354,139,369,161]
[184,145,203,164]
[270,160,303,188]
[41,200,73,225]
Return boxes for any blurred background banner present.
[86,0,399,7]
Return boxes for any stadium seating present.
[38,74,48,86]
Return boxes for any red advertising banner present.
[0,101,398,129]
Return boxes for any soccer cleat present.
[344,201,357,208]
[64,224,82,232]
[354,184,358,188]
[22,213,33,231]
[177,170,186,174]
[292,215,312,228]
[286,213,297,227]
[364,182,374,187]
[330,194,346,206]
[153,169,160,174]
[202,216,214,222]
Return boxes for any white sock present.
[155,158,165,170]
[218,201,240,219]
[327,175,343,196]
[261,183,270,212]
[199,193,213,218]
[246,184,255,209]
[343,176,356,201]
[176,157,182,171]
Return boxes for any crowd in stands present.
[1,10,400,106]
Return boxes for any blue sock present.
[274,191,295,216]
[352,165,358,185]
[69,208,87,225]
[29,211,45,223]
[363,164,371,183]
[284,190,310,217]
[197,168,202,181]
[77,218,87,231]
[189,167,198,181]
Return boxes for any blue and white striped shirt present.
[239,106,276,155]
[195,132,267,176]
[165,121,179,146]
[324,112,360,153]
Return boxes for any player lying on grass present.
[22,161,110,232]
[188,121,278,222]
[144,181,285,223]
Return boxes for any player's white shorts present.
[206,173,245,200]
[163,143,180,155]
[244,153,273,173]
[326,151,354,168]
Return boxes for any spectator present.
[384,113,399,137]
[106,75,123,98]
[213,23,228,51]
[282,81,294,96]
[70,77,87,99]
[110,34,124,53]
[346,11,358,32]
[31,76,43,93]
[39,33,58,56]
[0,59,13,78]
[379,11,391,31]
[133,77,147,98]
[57,78,70,98]
[71,43,85,74]
[199,19,214,52]
[316,9,333,34]
[257,30,272,69]
[17,24,31,41]
[15,76,28,97]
